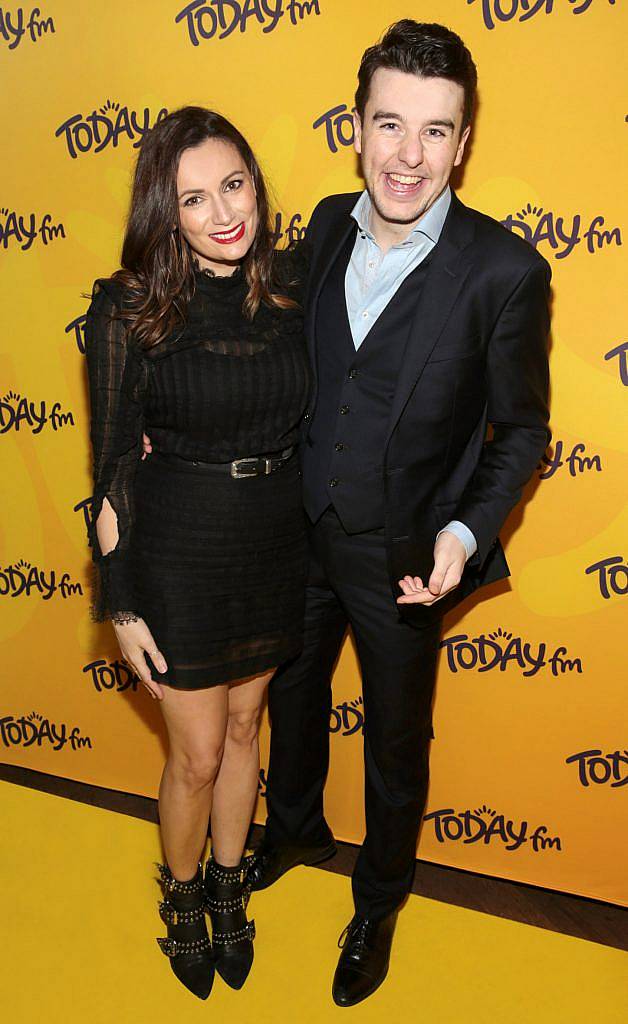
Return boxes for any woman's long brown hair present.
[113,106,295,349]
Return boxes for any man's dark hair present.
[355,20,478,130]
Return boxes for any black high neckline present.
[194,264,244,293]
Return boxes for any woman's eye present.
[225,179,243,192]
[426,129,445,138]
[184,195,202,207]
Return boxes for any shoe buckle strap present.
[205,892,249,913]
[158,900,206,926]
[211,920,256,945]
[156,935,212,958]
[154,861,204,894]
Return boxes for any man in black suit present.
[249,20,551,1005]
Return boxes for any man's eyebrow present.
[426,119,456,131]
[372,111,405,123]
[178,170,245,198]
[371,111,456,132]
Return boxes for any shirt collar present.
[350,185,452,248]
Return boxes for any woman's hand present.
[112,615,166,700]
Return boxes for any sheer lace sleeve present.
[274,238,313,307]
[84,279,147,621]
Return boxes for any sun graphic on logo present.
[3,390,20,403]
[474,804,497,819]
[16,559,32,570]
[99,99,121,115]
[26,711,43,722]
[488,627,513,641]
[517,203,544,221]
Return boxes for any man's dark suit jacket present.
[301,189,551,626]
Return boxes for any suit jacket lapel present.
[306,211,357,376]
[384,194,476,447]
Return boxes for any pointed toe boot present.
[204,856,255,989]
[155,862,214,1000]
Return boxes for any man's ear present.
[454,124,471,167]
[353,110,362,155]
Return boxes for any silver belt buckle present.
[264,457,273,475]
[231,458,258,479]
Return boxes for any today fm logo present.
[0,207,65,251]
[566,749,628,788]
[0,390,74,434]
[55,100,169,159]
[174,0,320,45]
[439,627,582,678]
[584,557,627,600]
[501,204,621,259]
[83,658,140,694]
[73,496,93,537]
[66,313,87,354]
[538,441,602,479]
[330,695,364,736]
[0,6,54,49]
[604,342,628,387]
[271,212,306,247]
[467,0,616,32]
[423,803,562,853]
[0,710,92,751]
[0,559,83,601]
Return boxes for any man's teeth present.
[388,174,422,184]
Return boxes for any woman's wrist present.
[111,611,140,625]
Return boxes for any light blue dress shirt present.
[344,186,477,562]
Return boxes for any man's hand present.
[142,432,153,460]
[397,530,467,605]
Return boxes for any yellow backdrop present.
[1,0,626,906]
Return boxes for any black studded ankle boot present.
[204,856,255,989]
[155,862,214,1000]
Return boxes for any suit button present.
[340,405,350,415]
[348,369,357,380]
[329,478,339,487]
[303,411,310,420]
[335,442,344,452]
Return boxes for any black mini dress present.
[85,250,311,689]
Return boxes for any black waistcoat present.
[302,230,434,533]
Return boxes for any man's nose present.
[397,137,424,168]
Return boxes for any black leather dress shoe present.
[332,912,397,1007]
[246,833,337,892]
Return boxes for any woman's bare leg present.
[158,684,229,880]
[210,669,274,867]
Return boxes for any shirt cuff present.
[436,520,478,561]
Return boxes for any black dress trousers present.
[266,508,442,919]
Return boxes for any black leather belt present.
[154,447,295,478]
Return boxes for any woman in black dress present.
[85,107,310,999]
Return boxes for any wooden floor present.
[2,763,626,952]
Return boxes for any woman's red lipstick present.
[210,222,245,245]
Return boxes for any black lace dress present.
[85,250,311,689]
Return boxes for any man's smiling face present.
[354,68,470,243]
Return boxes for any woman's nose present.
[207,197,233,227]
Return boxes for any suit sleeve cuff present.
[436,520,478,562]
